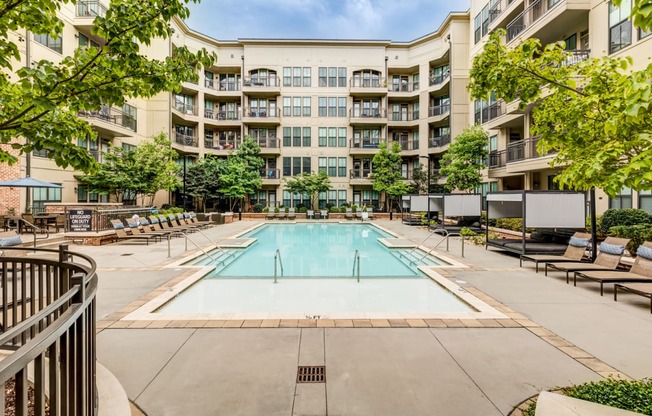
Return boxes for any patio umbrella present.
[0,176,62,188]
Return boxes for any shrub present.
[586,215,604,238]
[460,227,477,237]
[296,203,306,210]
[340,206,347,213]
[325,202,335,210]
[298,207,308,213]
[351,204,358,211]
[523,378,652,416]
[274,207,279,213]
[330,206,340,213]
[262,206,269,213]
[340,202,350,208]
[600,209,652,235]
[609,224,652,255]
[495,218,523,232]
[252,203,264,213]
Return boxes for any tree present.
[372,141,406,211]
[410,164,429,195]
[439,125,488,192]
[78,133,180,205]
[0,0,216,172]
[185,157,225,212]
[218,138,264,211]
[614,0,652,31]
[283,171,331,209]
[469,29,652,196]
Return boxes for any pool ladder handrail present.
[183,232,217,263]
[274,249,284,283]
[191,227,235,261]
[352,249,360,283]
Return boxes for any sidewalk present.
[87,220,652,416]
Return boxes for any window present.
[609,0,632,53]
[609,187,632,209]
[338,97,347,117]
[338,190,347,207]
[32,186,62,213]
[318,97,327,117]
[639,191,652,213]
[293,97,301,117]
[78,136,100,161]
[34,33,62,53]
[318,157,327,174]
[328,97,337,117]
[283,97,291,116]
[328,128,337,147]
[303,67,311,86]
[283,157,291,176]
[303,97,311,116]
[303,157,311,174]
[338,157,347,177]
[121,103,137,131]
[283,127,291,147]
[430,64,450,86]
[293,67,302,87]
[328,157,337,177]
[318,97,347,117]
[217,73,241,91]
[318,67,327,87]
[293,127,301,147]
[475,182,498,209]
[78,33,99,49]
[474,12,482,44]
[303,127,311,147]
[481,3,490,37]
[338,67,347,87]
[319,128,327,147]
[33,148,50,158]
[564,34,577,50]
[319,67,347,87]
[328,67,337,87]
[351,70,381,88]
[338,127,347,147]
[640,28,652,40]
[283,67,292,86]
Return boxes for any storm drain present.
[120,253,134,256]
[297,366,326,383]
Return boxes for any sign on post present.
[69,209,93,232]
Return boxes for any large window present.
[282,157,310,176]
[32,186,62,213]
[34,33,62,53]
[317,97,347,117]
[639,191,652,213]
[78,33,99,49]
[282,97,310,117]
[318,67,346,87]
[283,67,311,87]
[609,187,632,209]
[609,0,632,53]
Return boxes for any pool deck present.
[80,219,652,416]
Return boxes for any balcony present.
[427,104,450,123]
[78,106,137,135]
[74,0,107,28]
[388,111,419,126]
[204,108,241,125]
[205,78,241,95]
[388,81,419,93]
[204,137,241,151]
[350,168,373,180]
[242,107,280,125]
[242,76,281,96]
[254,137,281,153]
[560,49,590,66]
[506,0,589,44]
[350,137,385,149]
[488,0,525,32]
[429,73,450,88]
[260,168,281,183]
[174,132,198,148]
[349,108,387,125]
[393,140,419,152]
[172,100,198,117]
[349,77,387,96]
[488,150,507,169]
[428,135,451,149]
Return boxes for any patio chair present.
[110,219,158,245]
[158,215,193,233]
[345,208,354,220]
[307,210,315,220]
[132,218,173,239]
[573,242,652,296]
[319,210,328,220]
[172,213,200,232]
[47,214,66,233]
[544,237,631,283]
[188,212,214,228]
[266,210,276,220]
[520,232,592,273]
[277,209,287,220]
[287,207,296,220]
[366,207,375,220]
[614,282,652,313]
[355,208,363,220]
[21,213,36,233]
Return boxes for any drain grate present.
[297,366,326,383]
[120,253,134,256]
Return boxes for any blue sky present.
[186,0,470,42]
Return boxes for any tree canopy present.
[440,125,488,193]
[372,141,409,211]
[185,156,224,211]
[219,137,264,211]
[283,171,331,209]
[614,0,652,31]
[0,0,216,172]
[469,29,652,196]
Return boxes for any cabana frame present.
[401,194,482,230]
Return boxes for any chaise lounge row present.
[110,213,213,244]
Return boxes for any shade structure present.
[0,176,62,188]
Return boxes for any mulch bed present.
[4,378,50,416]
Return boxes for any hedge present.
[601,209,652,235]
[608,224,652,255]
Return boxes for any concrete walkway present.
[79,220,652,416]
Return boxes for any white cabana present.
[401,194,482,228]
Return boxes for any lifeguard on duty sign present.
[69,209,93,232]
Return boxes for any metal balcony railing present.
[428,135,451,148]
[429,72,450,87]
[482,100,505,124]
[560,50,591,66]
[350,138,385,149]
[393,140,419,151]
[506,0,563,42]
[204,137,241,150]
[488,150,507,168]
[350,77,386,88]
[254,137,279,149]
[428,103,450,118]
[242,75,280,87]
[244,107,279,118]
[388,81,419,92]
[506,135,553,162]
[389,111,418,122]
[76,0,107,17]
[349,108,387,118]
[174,132,198,147]
[205,78,241,91]
[204,109,241,121]
[173,100,198,116]
[0,245,98,416]
[260,168,281,179]
[350,168,373,179]
[78,106,137,131]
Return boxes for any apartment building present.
[470,0,652,212]
[2,0,650,214]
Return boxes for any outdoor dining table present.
[33,214,57,230]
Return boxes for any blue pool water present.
[198,223,444,278]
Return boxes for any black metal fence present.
[0,245,98,415]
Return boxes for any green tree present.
[0,0,216,172]
[219,157,261,212]
[236,136,265,171]
[613,0,652,31]
[185,157,225,212]
[410,164,429,194]
[283,171,331,209]
[439,125,488,192]
[469,29,652,196]
[372,141,406,211]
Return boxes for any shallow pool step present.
[393,250,441,267]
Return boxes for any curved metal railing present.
[0,244,98,415]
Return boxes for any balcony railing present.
[350,137,385,149]
[428,135,451,148]
[0,245,98,416]
[243,107,279,118]
[260,168,281,179]
[393,140,419,151]
[429,72,450,87]
[205,79,241,91]
[428,103,450,118]
[349,108,387,118]
[560,49,591,66]
[174,132,198,147]
[508,135,552,162]
[506,0,563,42]
[389,112,418,122]
[350,77,386,88]
[489,150,507,168]
[76,0,107,17]
[254,137,279,149]
[242,75,280,87]
[204,109,241,121]
[388,81,419,92]
[173,100,198,116]
[482,100,505,124]
[350,168,372,179]
[204,137,241,150]
[78,106,137,131]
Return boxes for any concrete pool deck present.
[78,220,652,415]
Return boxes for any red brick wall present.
[0,144,21,214]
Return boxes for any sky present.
[186,0,470,42]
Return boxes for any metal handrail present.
[352,249,360,282]
[274,249,284,283]
[19,218,50,248]
[189,227,234,261]
[183,232,216,263]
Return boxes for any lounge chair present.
[573,242,652,295]
[355,208,363,219]
[266,210,276,220]
[134,218,173,239]
[544,237,631,283]
[614,282,652,313]
[520,232,591,272]
[307,210,315,219]
[277,210,287,220]
[366,207,375,220]
[158,215,192,233]
[188,212,214,228]
[110,219,159,245]
[345,208,354,220]
[173,214,200,232]
[287,207,296,220]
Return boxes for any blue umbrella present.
[0,176,62,188]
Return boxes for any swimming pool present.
[151,223,493,318]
